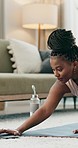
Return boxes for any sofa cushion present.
[7,39,42,73]
[0,73,56,95]
[0,40,13,73]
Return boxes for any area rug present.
[0,122,78,139]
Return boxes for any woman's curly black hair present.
[47,29,78,62]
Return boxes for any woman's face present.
[50,56,74,83]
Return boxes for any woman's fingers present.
[73,129,78,134]
[5,129,21,136]
[0,129,6,134]
[0,128,21,136]
[5,129,15,135]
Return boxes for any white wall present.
[3,0,36,45]
[60,0,72,30]
[0,0,4,38]
[60,0,78,45]
[2,0,61,50]
[71,0,78,44]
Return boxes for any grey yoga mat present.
[23,122,78,138]
[0,122,78,139]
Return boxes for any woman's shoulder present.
[66,79,76,88]
[48,80,70,100]
[51,80,70,94]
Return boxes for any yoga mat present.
[0,123,78,139]
[23,122,78,138]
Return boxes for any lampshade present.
[22,3,58,29]
[22,3,58,49]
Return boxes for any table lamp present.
[22,3,58,50]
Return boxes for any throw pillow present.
[39,50,51,61]
[7,39,42,73]
[39,50,53,73]
[40,58,53,73]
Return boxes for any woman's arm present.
[1,80,70,135]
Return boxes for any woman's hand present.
[0,128,21,136]
[0,129,6,134]
[5,129,21,136]
[73,129,78,134]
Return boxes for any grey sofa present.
[0,39,76,110]
[0,39,57,110]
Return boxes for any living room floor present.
[0,109,78,148]
[0,97,78,115]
